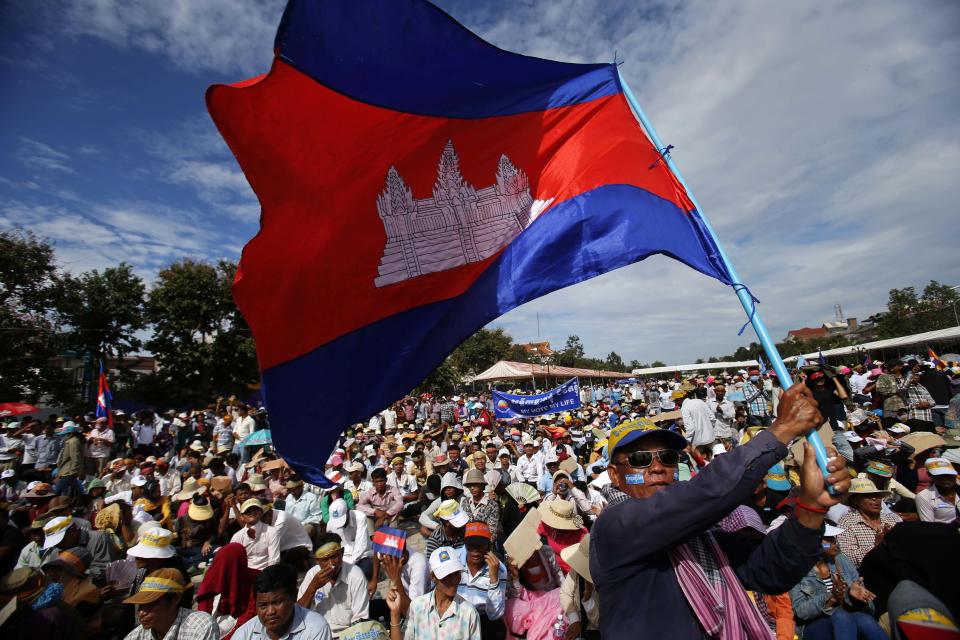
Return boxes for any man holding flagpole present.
[592,383,851,640]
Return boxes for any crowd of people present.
[0,357,958,640]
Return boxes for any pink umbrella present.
[0,402,40,417]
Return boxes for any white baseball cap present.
[434,499,469,528]
[844,432,863,443]
[429,546,465,580]
[42,516,74,550]
[1,469,14,479]
[131,475,148,487]
[925,457,958,477]
[328,498,349,529]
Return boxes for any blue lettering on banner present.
[624,473,645,485]
[493,378,582,419]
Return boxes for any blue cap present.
[765,462,791,491]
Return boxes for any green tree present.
[60,263,146,363]
[0,231,72,404]
[918,281,960,330]
[650,360,666,368]
[449,327,514,377]
[144,259,257,404]
[605,351,625,371]
[873,286,921,338]
[555,334,586,366]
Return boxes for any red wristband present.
[796,501,827,514]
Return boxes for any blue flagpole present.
[616,68,833,485]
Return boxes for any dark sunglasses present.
[615,449,680,469]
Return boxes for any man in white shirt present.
[285,479,324,539]
[132,411,161,456]
[658,385,676,412]
[261,503,313,570]
[495,450,519,486]
[232,406,257,463]
[386,457,419,504]
[297,532,371,637]
[916,458,959,524]
[344,462,373,503]
[706,385,737,441]
[379,407,397,431]
[326,498,372,577]
[516,440,544,484]
[849,365,871,401]
[230,499,280,570]
[85,417,115,475]
[680,388,715,448]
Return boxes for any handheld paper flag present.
[96,361,113,426]
[372,527,407,558]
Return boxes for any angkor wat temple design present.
[374,140,549,287]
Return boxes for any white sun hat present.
[127,527,175,559]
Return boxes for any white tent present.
[782,326,960,362]
[632,360,760,376]
[470,360,629,382]
[630,326,960,376]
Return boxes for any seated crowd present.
[0,357,958,639]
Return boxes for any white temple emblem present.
[374,140,552,287]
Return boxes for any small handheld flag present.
[863,353,873,367]
[96,361,113,426]
[758,357,767,376]
[796,354,808,368]
[928,347,945,370]
[372,527,407,558]
[818,349,827,366]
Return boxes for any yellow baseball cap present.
[607,418,686,455]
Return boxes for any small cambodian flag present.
[818,349,826,366]
[372,526,407,558]
[863,354,873,367]
[928,347,945,370]
[96,361,113,426]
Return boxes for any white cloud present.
[0,198,238,277]
[62,0,286,75]
[18,137,75,174]
[15,0,956,365]
[443,0,960,363]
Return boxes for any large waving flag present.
[96,361,113,426]
[207,0,732,484]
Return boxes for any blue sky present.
[2,0,958,365]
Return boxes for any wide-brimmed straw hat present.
[538,500,583,531]
[560,534,592,582]
[845,477,891,501]
[174,477,204,502]
[122,568,185,604]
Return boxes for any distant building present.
[784,327,828,342]
[520,342,554,356]
[53,352,157,390]
[785,318,861,342]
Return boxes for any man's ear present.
[605,460,620,489]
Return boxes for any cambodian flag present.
[96,361,113,426]
[207,0,732,485]
[928,347,945,370]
